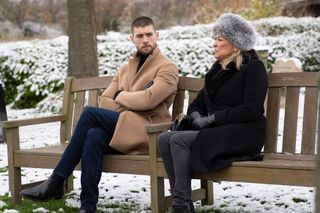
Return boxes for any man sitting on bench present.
[20,16,179,213]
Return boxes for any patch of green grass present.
[292,197,308,203]
[0,166,8,173]
[0,194,139,213]
[275,202,288,208]
[0,193,78,213]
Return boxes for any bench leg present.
[151,176,166,213]
[200,179,213,205]
[6,128,22,204]
[9,167,22,204]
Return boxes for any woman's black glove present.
[190,111,215,129]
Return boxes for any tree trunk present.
[67,0,98,78]
[317,129,320,213]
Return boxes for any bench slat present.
[66,91,75,141]
[88,89,99,107]
[71,76,112,91]
[301,87,318,154]
[193,165,315,187]
[282,87,299,153]
[265,87,281,153]
[178,77,203,91]
[73,91,85,133]
[268,72,319,87]
[172,90,185,119]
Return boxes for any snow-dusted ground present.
[0,108,315,212]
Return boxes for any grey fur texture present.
[213,13,256,51]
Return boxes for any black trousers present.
[54,106,121,212]
[157,130,198,208]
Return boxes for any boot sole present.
[21,193,63,202]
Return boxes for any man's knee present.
[84,128,107,148]
[82,106,97,115]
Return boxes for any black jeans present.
[54,106,121,212]
[157,131,198,208]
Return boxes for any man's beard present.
[138,44,156,55]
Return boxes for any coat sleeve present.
[98,73,127,112]
[214,60,267,125]
[115,63,179,111]
[187,88,208,116]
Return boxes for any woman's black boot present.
[172,205,190,213]
[189,202,195,213]
[20,172,65,202]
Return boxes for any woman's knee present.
[170,131,197,148]
[157,132,173,152]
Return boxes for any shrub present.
[0,16,319,112]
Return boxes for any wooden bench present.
[3,71,319,212]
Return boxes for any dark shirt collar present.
[137,54,149,73]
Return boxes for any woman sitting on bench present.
[157,13,268,213]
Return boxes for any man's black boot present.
[20,172,65,202]
[79,210,96,213]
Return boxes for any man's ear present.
[156,31,159,39]
[129,34,134,42]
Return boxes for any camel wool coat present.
[99,47,179,154]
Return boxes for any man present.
[20,16,179,213]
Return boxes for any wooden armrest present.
[145,121,172,133]
[2,114,66,128]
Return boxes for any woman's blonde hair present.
[220,50,243,71]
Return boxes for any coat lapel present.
[130,47,160,87]
[127,54,139,90]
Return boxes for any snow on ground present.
[0,108,316,212]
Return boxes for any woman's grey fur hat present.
[213,13,256,51]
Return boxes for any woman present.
[157,13,268,213]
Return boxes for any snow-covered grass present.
[0,107,315,213]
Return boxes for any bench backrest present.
[265,72,319,155]
[173,72,320,157]
[60,71,319,157]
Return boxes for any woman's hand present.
[190,111,215,129]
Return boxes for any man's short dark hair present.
[131,16,156,34]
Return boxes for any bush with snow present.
[0,16,319,112]
[0,21,22,38]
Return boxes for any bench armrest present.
[145,122,172,134]
[146,122,172,162]
[2,114,66,129]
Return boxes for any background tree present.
[0,0,29,27]
[191,0,280,24]
[67,0,98,78]
[317,136,320,212]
